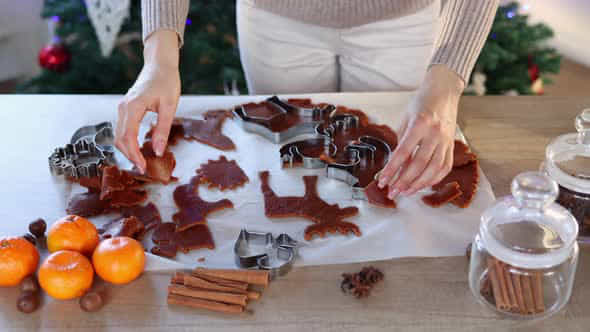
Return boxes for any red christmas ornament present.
[527,55,539,82]
[38,44,70,72]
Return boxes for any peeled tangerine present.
[39,250,94,300]
[92,237,145,284]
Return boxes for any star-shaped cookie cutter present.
[49,122,115,178]
[233,96,335,144]
[233,229,298,279]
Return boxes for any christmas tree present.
[469,1,561,95]
[18,0,245,94]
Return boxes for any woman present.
[116,0,498,199]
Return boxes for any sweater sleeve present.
[430,0,499,83]
[141,0,190,47]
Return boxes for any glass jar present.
[543,109,590,242]
[469,172,579,319]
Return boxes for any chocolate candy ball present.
[17,291,39,313]
[20,275,39,293]
[80,291,104,312]
[29,219,47,238]
[23,234,36,246]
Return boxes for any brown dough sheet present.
[99,216,145,240]
[120,202,163,233]
[66,192,112,217]
[365,180,396,208]
[196,156,249,190]
[145,110,235,151]
[433,160,479,208]
[453,140,477,167]
[134,141,177,184]
[151,222,214,257]
[108,189,148,208]
[172,177,234,231]
[422,182,462,207]
[259,171,360,240]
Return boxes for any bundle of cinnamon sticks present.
[167,268,270,314]
[484,257,545,315]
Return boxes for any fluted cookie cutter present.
[234,229,298,279]
[233,96,336,144]
[281,113,392,200]
[49,122,115,178]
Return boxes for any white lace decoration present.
[85,0,131,57]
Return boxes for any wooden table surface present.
[2,95,590,331]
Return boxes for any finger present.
[386,157,411,198]
[430,144,454,186]
[120,101,148,173]
[151,99,177,156]
[378,123,424,189]
[115,102,129,157]
[388,140,438,199]
[403,144,447,195]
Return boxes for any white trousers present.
[237,0,440,94]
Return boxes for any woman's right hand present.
[115,30,181,174]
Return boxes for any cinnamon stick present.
[181,273,248,294]
[168,284,248,306]
[493,259,511,312]
[193,268,270,287]
[191,271,249,291]
[247,291,261,301]
[171,272,184,285]
[531,271,545,313]
[521,274,536,314]
[502,263,519,313]
[167,293,244,314]
[510,272,527,314]
[487,257,507,311]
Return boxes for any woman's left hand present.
[377,65,465,199]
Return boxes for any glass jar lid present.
[545,109,590,194]
[480,172,578,269]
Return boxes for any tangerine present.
[0,237,39,287]
[47,215,99,255]
[39,250,94,300]
[92,237,145,284]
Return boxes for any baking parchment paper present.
[62,93,495,271]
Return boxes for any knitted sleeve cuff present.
[141,0,190,47]
[430,0,499,83]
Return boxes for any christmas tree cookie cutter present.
[49,122,115,178]
[233,229,298,279]
[281,113,393,200]
[233,95,336,144]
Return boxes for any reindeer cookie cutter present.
[48,122,115,178]
[233,229,298,279]
[233,95,335,144]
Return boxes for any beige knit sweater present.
[141,0,498,82]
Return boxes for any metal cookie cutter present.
[233,96,336,144]
[234,229,298,279]
[281,113,392,200]
[49,122,115,178]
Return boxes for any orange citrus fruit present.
[92,237,145,285]
[0,237,40,287]
[47,215,99,255]
[39,250,94,300]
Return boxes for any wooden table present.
[1,95,590,331]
